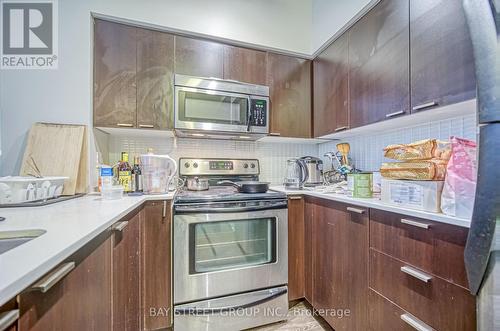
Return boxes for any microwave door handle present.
[174,287,287,315]
[246,96,252,132]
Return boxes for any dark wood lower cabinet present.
[304,199,314,303]
[309,198,369,330]
[112,211,141,331]
[369,290,414,331]
[0,299,19,331]
[287,196,305,301]
[18,232,112,331]
[140,201,172,330]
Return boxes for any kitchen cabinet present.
[349,0,410,128]
[140,201,172,330]
[0,299,18,331]
[94,19,137,128]
[18,232,112,331]
[313,33,349,137]
[267,53,312,138]
[304,199,314,303]
[369,290,414,331]
[111,210,141,331]
[310,198,369,330]
[287,196,305,301]
[174,36,224,78]
[223,45,267,85]
[410,0,476,113]
[136,29,175,130]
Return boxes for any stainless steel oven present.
[174,74,269,140]
[173,200,288,304]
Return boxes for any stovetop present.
[174,186,286,204]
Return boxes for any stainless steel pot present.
[186,177,209,191]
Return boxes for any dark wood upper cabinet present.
[112,211,141,331]
[311,198,369,330]
[94,19,137,128]
[223,45,267,85]
[18,233,112,331]
[267,53,312,138]
[349,0,410,128]
[287,196,305,301]
[137,29,175,130]
[140,201,172,330]
[410,0,476,112]
[174,36,224,78]
[313,33,349,137]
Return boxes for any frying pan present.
[217,180,270,193]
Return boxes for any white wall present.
[0,0,313,176]
[311,0,372,52]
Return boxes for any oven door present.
[173,204,288,304]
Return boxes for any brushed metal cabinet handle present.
[0,309,19,331]
[162,200,167,218]
[139,124,155,128]
[385,110,405,118]
[346,207,365,214]
[401,218,430,229]
[269,132,281,136]
[31,262,76,293]
[288,196,303,200]
[412,101,438,112]
[112,221,129,232]
[334,126,349,132]
[117,123,134,127]
[401,265,433,283]
[400,313,435,331]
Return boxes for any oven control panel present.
[180,158,260,176]
[250,99,267,127]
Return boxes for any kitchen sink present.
[0,229,46,254]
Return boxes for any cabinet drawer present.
[369,249,476,331]
[369,290,414,331]
[369,208,469,288]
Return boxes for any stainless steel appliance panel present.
[174,208,288,304]
[174,285,288,331]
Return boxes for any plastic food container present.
[140,154,177,194]
[0,176,67,204]
[347,173,373,198]
[101,185,124,200]
[381,179,444,213]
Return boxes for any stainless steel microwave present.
[174,74,270,140]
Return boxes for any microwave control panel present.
[250,99,267,127]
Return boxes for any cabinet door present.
[313,33,349,137]
[94,19,137,128]
[410,0,476,112]
[0,299,18,331]
[18,233,112,331]
[137,29,175,130]
[349,0,410,127]
[223,45,267,85]
[267,53,312,138]
[287,196,305,301]
[140,201,172,330]
[112,212,140,331]
[304,198,314,303]
[312,199,368,330]
[174,36,224,78]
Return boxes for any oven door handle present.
[175,201,288,213]
[174,288,287,315]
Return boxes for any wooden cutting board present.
[20,123,88,195]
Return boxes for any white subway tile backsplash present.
[105,114,476,184]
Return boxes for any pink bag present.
[440,137,477,219]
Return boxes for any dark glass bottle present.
[132,156,143,192]
[118,152,132,192]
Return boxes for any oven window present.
[190,218,276,274]
[178,90,249,125]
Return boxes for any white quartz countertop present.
[269,186,471,229]
[0,192,174,306]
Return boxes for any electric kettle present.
[284,158,308,189]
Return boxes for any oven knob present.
[250,163,256,169]
[193,162,198,168]
[184,162,190,168]
[243,163,248,169]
